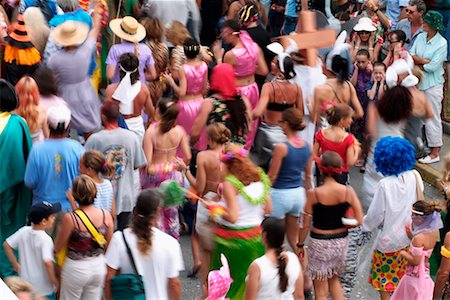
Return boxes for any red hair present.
[15,76,40,133]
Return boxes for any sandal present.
[187,264,201,278]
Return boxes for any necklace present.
[225,168,271,205]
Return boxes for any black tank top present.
[312,188,350,230]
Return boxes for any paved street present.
[177,167,442,299]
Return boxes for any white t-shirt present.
[253,252,301,300]
[6,227,55,296]
[105,227,184,300]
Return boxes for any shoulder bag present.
[110,230,145,300]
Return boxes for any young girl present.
[391,200,443,300]
[14,76,49,143]
[245,217,304,300]
[67,150,116,216]
[314,103,359,185]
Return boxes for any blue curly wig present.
[374,136,415,176]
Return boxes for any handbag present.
[110,231,145,300]
[413,170,425,201]
[56,209,107,266]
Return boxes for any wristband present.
[373,8,379,13]
[296,242,304,248]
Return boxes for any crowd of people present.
[1,0,450,299]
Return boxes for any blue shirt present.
[24,138,85,211]
[410,32,447,90]
[386,0,409,28]
[396,19,423,51]
[285,0,297,17]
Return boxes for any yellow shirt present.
[0,112,11,135]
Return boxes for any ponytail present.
[276,247,288,292]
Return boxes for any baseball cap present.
[28,201,62,224]
[47,104,71,130]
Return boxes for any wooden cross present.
[278,0,336,66]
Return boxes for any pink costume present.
[206,254,233,300]
[391,243,434,300]
[232,31,260,149]
[176,62,208,153]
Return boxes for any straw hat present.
[109,16,146,43]
[353,17,376,32]
[51,21,89,47]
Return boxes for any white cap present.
[47,104,71,130]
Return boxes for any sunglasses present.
[358,31,371,35]
[406,8,417,14]
[388,39,399,43]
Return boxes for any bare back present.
[198,150,224,195]
[148,124,183,165]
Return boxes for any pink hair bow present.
[205,254,233,300]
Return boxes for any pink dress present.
[176,62,208,153]
[391,243,434,300]
[232,31,260,149]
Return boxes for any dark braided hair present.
[262,217,288,292]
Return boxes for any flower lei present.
[225,168,271,205]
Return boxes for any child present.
[67,150,115,216]
[245,217,303,299]
[391,200,443,300]
[3,201,61,299]
[350,49,372,170]
[367,62,386,103]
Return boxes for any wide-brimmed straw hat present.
[353,17,376,32]
[51,20,89,47]
[109,16,146,43]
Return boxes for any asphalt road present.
[177,167,442,299]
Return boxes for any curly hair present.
[15,76,40,133]
[131,189,161,255]
[223,144,261,185]
[374,137,415,176]
[207,123,231,145]
[166,21,191,46]
[282,108,305,131]
[377,86,412,124]
[326,103,353,126]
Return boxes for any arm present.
[423,44,447,73]
[143,86,155,119]
[44,260,58,288]
[296,85,304,114]
[350,65,359,87]
[221,180,239,223]
[365,102,378,137]
[168,277,181,300]
[145,65,157,82]
[375,10,391,31]
[264,194,272,216]
[347,187,364,225]
[400,234,425,266]
[297,190,314,255]
[244,262,260,300]
[88,0,101,41]
[312,87,323,125]
[349,83,364,119]
[54,213,74,253]
[106,65,116,82]
[164,67,187,97]
[3,241,19,273]
[252,83,271,120]
[42,109,49,138]
[178,127,192,165]
[66,188,78,211]
[362,183,386,231]
[223,50,237,67]
[267,143,288,183]
[104,211,114,248]
[294,263,305,300]
[367,81,378,101]
[143,125,154,165]
[104,266,119,300]
[434,232,450,300]
[185,154,207,195]
[255,48,269,76]
[304,144,313,190]
[346,135,360,167]
[190,99,212,145]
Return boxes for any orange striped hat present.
[5,14,34,49]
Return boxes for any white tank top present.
[220,181,266,228]
[253,252,301,299]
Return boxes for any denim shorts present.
[271,186,306,218]
[283,16,298,35]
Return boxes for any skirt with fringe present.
[308,231,349,281]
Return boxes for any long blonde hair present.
[15,76,40,133]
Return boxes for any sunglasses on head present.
[358,31,371,35]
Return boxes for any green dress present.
[0,114,32,277]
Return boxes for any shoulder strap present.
[413,171,425,201]
[74,210,107,249]
[121,230,140,275]
[326,82,341,102]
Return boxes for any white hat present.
[47,104,71,130]
[51,21,89,47]
[353,17,376,32]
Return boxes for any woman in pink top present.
[214,19,268,149]
[164,38,208,152]
[314,103,359,185]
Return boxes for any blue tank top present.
[273,142,310,189]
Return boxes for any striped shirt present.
[94,180,113,213]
